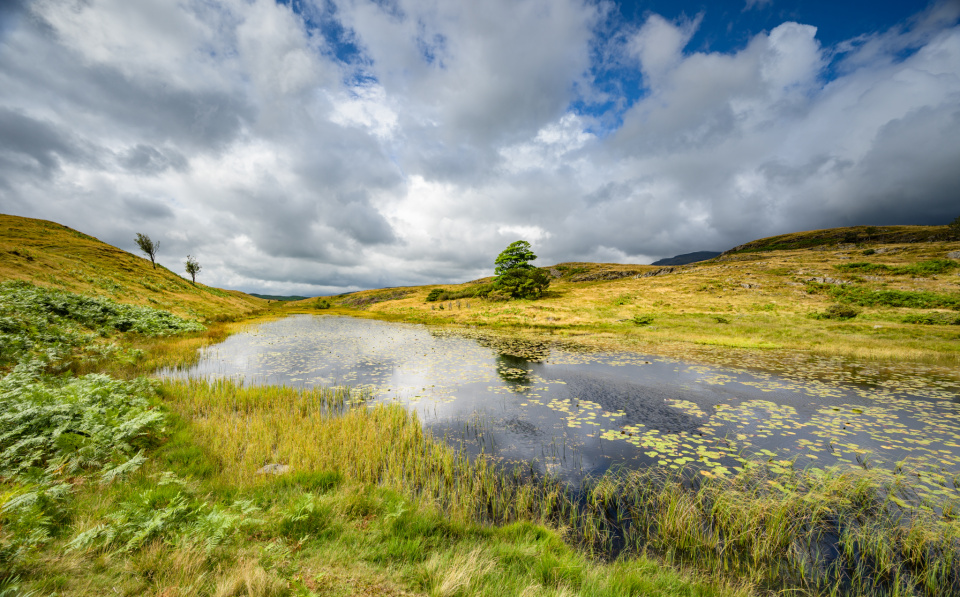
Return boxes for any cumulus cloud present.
[0,0,958,295]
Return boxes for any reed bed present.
[162,379,960,596]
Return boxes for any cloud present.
[0,0,958,294]
[743,0,772,12]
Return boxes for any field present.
[3,214,960,596]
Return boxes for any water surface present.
[163,315,960,498]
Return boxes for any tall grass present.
[163,379,960,596]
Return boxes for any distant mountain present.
[249,293,309,301]
[651,251,721,266]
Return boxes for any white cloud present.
[0,0,958,293]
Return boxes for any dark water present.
[162,315,960,498]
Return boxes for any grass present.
[154,380,960,596]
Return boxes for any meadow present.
[298,225,960,368]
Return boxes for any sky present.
[0,0,958,296]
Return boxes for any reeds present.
[163,378,960,596]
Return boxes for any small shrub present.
[425,289,443,302]
[835,259,959,277]
[314,299,331,309]
[950,215,960,240]
[902,313,960,325]
[613,293,632,306]
[632,314,654,326]
[713,316,730,324]
[829,285,960,310]
[862,248,876,255]
[814,304,861,320]
[486,290,512,302]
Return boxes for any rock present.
[805,276,852,285]
[947,250,960,260]
[256,463,291,475]
[640,267,676,278]
[740,283,760,289]
[548,268,563,278]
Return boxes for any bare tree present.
[135,233,159,268]
[185,255,201,284]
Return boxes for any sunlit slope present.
[0,214,266,319]
[292,224,960,364]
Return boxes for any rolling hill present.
[0,214,266,320]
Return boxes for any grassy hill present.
[291,224,960,365]
[0,214,266,320]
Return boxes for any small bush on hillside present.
[950,215,960,239]
[835,259,959,277]
[813,304,861,320]
[829,286,960,310]
[426,284,494,303]
[314,299,331,309]
[902,313,960,325]
[632,314,655,326]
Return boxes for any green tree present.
[135,233,159,268]
[493,240,549,299]
[494,240,537,276]
[184,255,201,284]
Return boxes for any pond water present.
[163,315,960,499]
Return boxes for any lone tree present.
[494,240,537,276]
[493,240,550,299]
[184,255,201,284]
[135,233,159,268]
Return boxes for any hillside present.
[0,214,266,320]
[290,224,960,365]
[651,251,721,266]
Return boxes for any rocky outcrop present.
[805,276,853,285]
[639,267,676,278]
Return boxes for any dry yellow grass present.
[0,213,267,320]
[289,227,960,367]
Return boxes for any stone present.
[256,463,291,475]
[947,250,960,260]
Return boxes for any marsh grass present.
[161,379,960,596]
